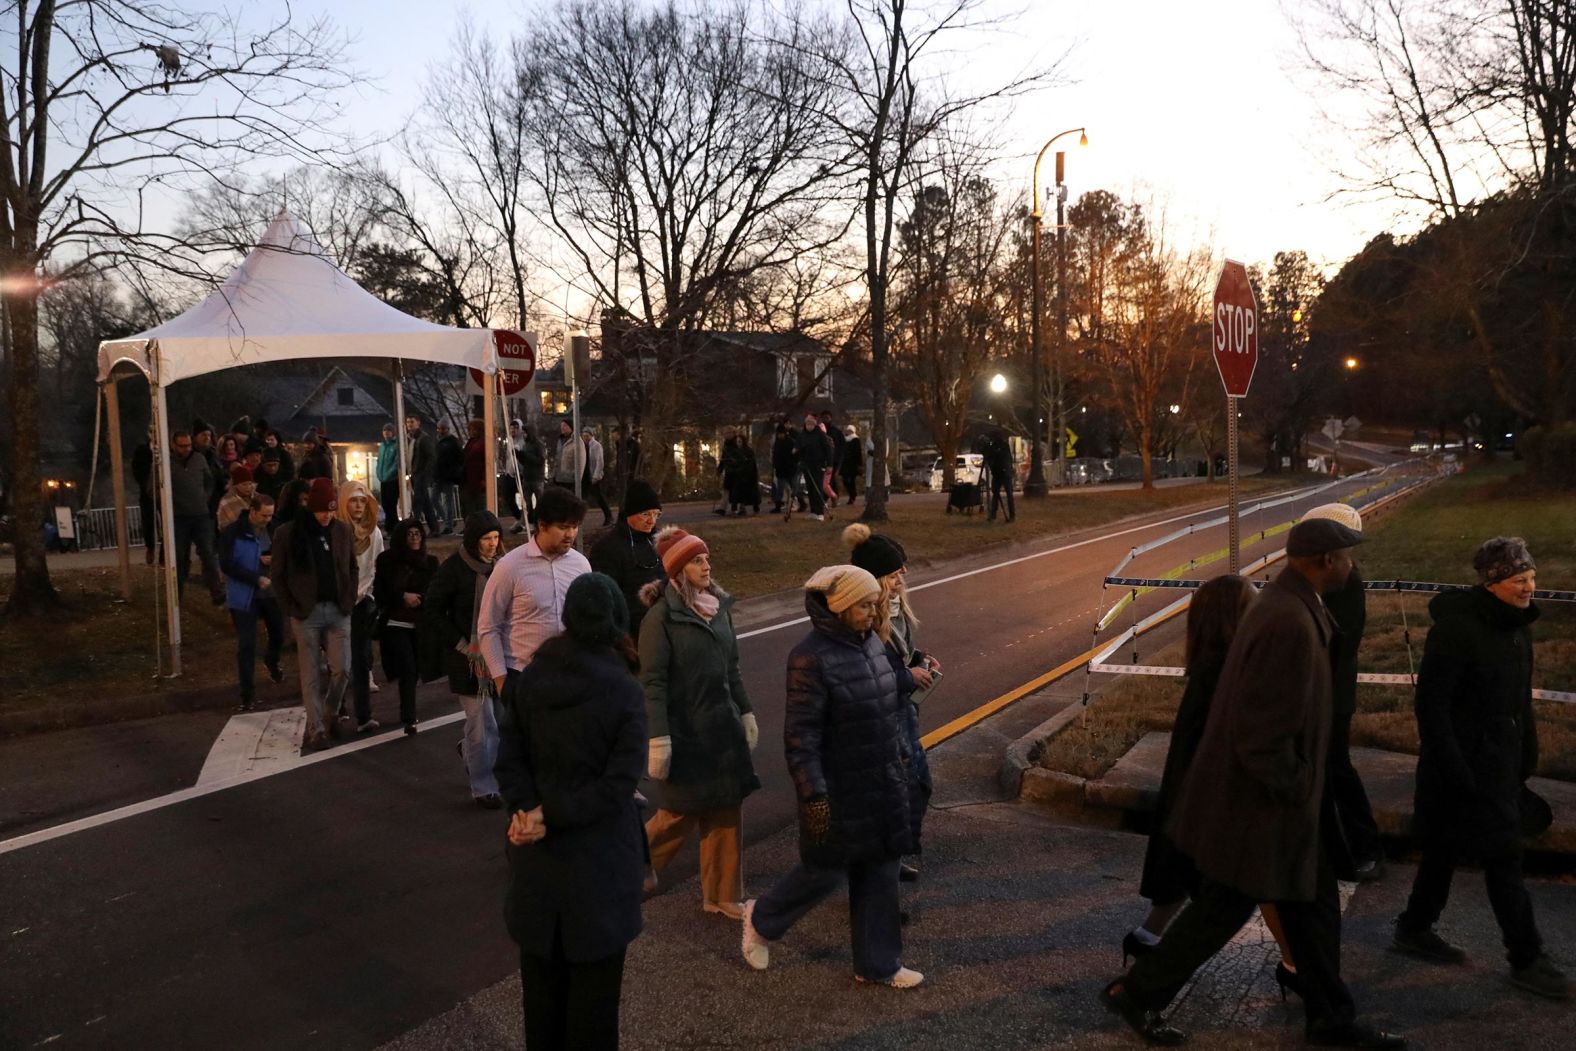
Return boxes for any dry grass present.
[1038,461,1576,783]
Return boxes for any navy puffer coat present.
[784,591,914,868]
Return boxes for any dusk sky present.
[307,0,1409,278]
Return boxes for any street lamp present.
[1344,356,1359,370]
[990,373,1008,394]
[1026,126,1088,497]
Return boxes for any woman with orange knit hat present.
[639,526,760,919]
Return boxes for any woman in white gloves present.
[638,527,761,919]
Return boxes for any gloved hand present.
[802,794,831,845]
[647,736,673,781]
[742,713,759,752]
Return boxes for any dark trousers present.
[172,513,222,599]
[987,474,1015,521]
[349,597,376,724]
[231,600,284,703]
[1328,709,1381,863]
[378,480,400,528]
[840,470,859,502]
[379,624,420,724]
[752,855,903,981]
[1128,862,1355,1032]
[138,491,158,554]
[793,465,827,516]
[522,481,542,526]
[410,472,441,534]
[1400,842,1542,969]
[519,939,626,1051]
[582,473,612,523]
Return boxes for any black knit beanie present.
[622,479,662,518]
[561,572,629,646]
[843,522,907,578]
[462,510,503,559]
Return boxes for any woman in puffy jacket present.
[741,564,922,988]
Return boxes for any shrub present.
[1520,423,1576,488]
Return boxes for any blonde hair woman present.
[338,480,385,732]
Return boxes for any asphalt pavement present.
[0,468,1431,1049]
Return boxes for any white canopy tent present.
[97,211,506,674]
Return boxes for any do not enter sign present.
[471,330,537,396]
[1212,260,1258,398]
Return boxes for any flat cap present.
[1286,518,1365,557]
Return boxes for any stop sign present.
[1212,260,1258,398]
[470,330,536,395]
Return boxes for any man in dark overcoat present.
[1101,518,1406,1050]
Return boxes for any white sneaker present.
[855,966,924,989]
[741,899,769,970]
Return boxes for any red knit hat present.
[655,526,708,580]
[229,463,254,484]
[306,477,338,513]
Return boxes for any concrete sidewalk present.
[379,766,1576,1050]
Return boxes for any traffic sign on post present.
[1212,260,1259,572]
[470,330,537,395]
[1212,260,1259,398]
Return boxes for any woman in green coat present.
[640,527,760,919]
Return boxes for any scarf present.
[337,481,378,556]
[461,548,497,693]
[674,577,721,622]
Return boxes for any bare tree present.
[0,0,350,613]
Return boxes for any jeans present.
[1400,842,1542,969]
[458,694,500,797]
[772,473,793,510]
[349,597,376,724]
[291,601,350,736]
[172,513,222,599]
[519,936,626,1051]
[752,855,903,981]
[410,472,441,534]
[379,624,420,725]
[231,599,284,703]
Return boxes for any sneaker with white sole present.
[741,899,769,970]
[855,966,924,989]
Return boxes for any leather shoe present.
[1100,980,1186,1046]
[1306,1020,1407,1049]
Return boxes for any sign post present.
[1212,259,1259,572]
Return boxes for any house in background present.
[245,364,395,488]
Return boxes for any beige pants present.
[645,805,743,908]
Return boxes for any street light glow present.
[1345,357,1359,370]
[990,373,1008,394]
[1169,404,1181,414]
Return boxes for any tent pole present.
[393,360,410,521]
[154,371,182,676]
[484,368,498,515]
[104,377,132,601]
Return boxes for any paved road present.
[0,469,1422,1049]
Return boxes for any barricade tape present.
[1101,577,1576,603]
[1087,662,1576,704]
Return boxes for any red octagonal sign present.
[470,330,536,396]
[1212,260,1258,398]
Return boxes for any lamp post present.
[1026,126,1087,497]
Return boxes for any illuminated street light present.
[1168,404,1181,414]
[1345,357,1359,370]
[990,373,1008,394]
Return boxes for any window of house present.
[337,387,355,406]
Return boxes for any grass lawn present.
[0,473,1301,732]
[1038,461,1576,782]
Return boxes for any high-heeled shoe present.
[1122,930,1156,967]
[1275,962,1303,1001]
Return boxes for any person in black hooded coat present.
[497,572,648,1051]
[741,565,922,989]
[1395,537,1569,999]
[373,518,439,735]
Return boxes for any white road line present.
[3,483,1337,855]
[0,711,466,856]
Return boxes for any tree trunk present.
[4,264,61,614]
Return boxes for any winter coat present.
[218,514,275,613]
[883,635,931,843]
[771,434,798,477]
[422,552,488,695]
[588,522,665,633]
[793,426,830,474]
[298,445,334,482]
[462,437,486,498]
[1326,566,1367,717]
[518,435,547,483]
[269,518,357,620]
[435,434,465,486]
[784,591,914,868]
[638,583,759,814]
[841,437,864,477]
[1139,665,1223,906]
[373,546,439,630]
[498,637,648,963]
[722,444,759,505]
[555,436,605,484]
[169,450,217,517]
[1411,587,1540,858]
[408,429,437,477]
[825,426,846,473]
[375,438,400,485]
[1168,568,1336,902]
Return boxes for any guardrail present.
[72,506,144,551]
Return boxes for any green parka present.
[638,581,760,813]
